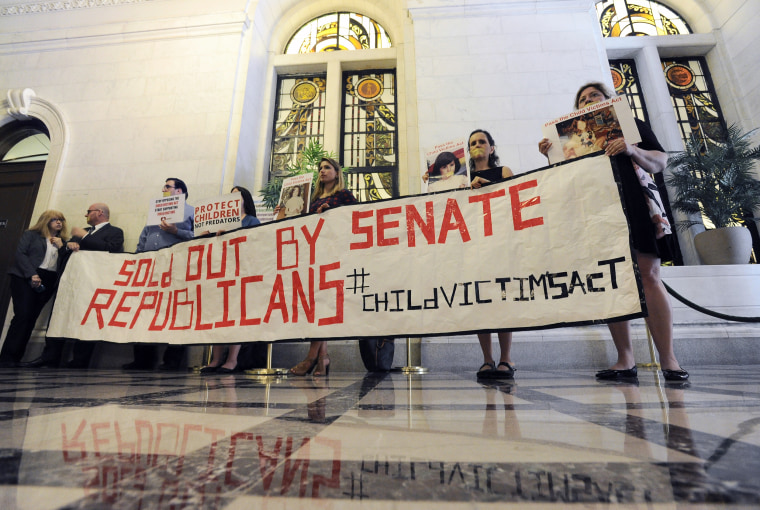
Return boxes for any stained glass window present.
[662,57,726,147]
[596,0,691,37]
[285,12,392,54]
[342,70,398,201]
[609,59,649,122]
[269,75,327,177]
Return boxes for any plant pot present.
[694,226,752,265]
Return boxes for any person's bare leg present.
[477,333,495,368]
[222,344,241,370]
[637,253,682,371]
[204,345,225,368]
[314,341,330,376]
[606,321,635,370]
[496,331,513,372]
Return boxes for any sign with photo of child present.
[541,96,640,165]
[422,138,470,193]
[275,174,313,220]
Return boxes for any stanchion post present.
[400,337,427,374]
[246,343,289,377]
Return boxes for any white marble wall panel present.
[411,3,608,179]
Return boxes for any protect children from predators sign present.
[48,155,645,344]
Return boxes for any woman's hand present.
[49,237,63,249]
[67,241,80,252]
[471,176,490,189]
[604,137,634,157]
[538,138,552,157]
[422,172,429,183]
[316,203,331,214]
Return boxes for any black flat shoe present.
[199,365,220,374]
[662,368,689,381]
[216,365,238,375]
[595,366,637,380]
[20,357,56,368]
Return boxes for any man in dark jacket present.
[23,203,123,368]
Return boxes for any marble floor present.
[0,365,757,509]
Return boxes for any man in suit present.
[23,203,124,368]
[123,178,194,371]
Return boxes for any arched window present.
[271,12,398,202]
[596,0,691,37]
[0,121,49,162]
[285,12,391,54]
[596,1,743,264]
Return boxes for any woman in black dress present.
[468,129,517,379]
[538,82,688,381]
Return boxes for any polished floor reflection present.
[0,365,758,509]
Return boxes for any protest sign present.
[275,174,313,220]
[423,139,469,193]
[48,155,645,345]
[542,97,640,165]
[193,193,243,233]
[146,195,185,226]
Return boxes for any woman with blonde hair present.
[289,157,357,376]
[0,210,68,366]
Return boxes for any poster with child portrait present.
[423,138,470,193]
[541,96,640,165]
[276,173,313,220]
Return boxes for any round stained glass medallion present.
[610,68,625,92]
[664,63,695,90]
[291,81,319,105]
[355,77,383,101]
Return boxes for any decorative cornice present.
[0,0,154,17]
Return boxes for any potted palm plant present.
[666,124,760,264]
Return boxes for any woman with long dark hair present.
[538,82,687,381]
[200,186,260,374]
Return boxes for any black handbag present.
[359,338,395,372]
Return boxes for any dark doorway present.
[0,119,48,333]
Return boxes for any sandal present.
[492,361,515,379]
[477,361,496,378]
[290,357,317,376]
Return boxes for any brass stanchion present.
[400,337,427,374]
[637,323,660,369]
[245,343,288,377]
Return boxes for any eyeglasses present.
[86,209,101,214]
[50,218,63,222]
[162,184,176,190]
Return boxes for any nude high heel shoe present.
[313,355,330,377]
[290,357,317,376]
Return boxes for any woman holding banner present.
[468,129,517,380]
[289,157,357,377]
[538,82,688,382]
[200,186,260,374]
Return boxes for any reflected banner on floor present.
[48,155,644,344]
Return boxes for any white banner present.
[48,156,644,344]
